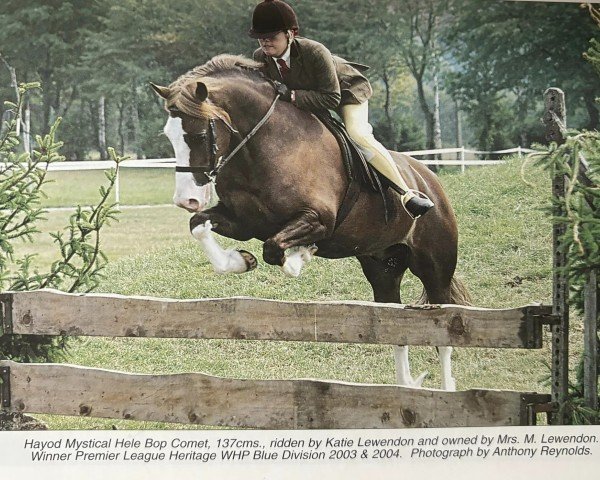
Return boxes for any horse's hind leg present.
[357,253,426,388]
[408,246,467,391]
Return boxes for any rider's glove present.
[273,81,293,102]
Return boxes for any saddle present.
[314,111,391,227]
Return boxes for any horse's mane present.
[166,54,266,120]
[170,54,264,88]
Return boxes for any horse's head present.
[152,55,268,213]
[151,79,231,212]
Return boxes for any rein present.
[175,93,281,183]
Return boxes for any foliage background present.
[0,0,598,159]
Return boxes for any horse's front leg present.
[189,204,257,274]
[263,210,329,277]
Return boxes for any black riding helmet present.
[248,0,299,39]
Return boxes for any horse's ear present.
[150,83,170,99]
[195,82,209,102]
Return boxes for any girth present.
[313,111,390,228]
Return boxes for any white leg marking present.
[438,346,456,391]
[393,345,427,388]
[191,220,249,274]
[281,245,317,277]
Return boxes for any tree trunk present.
[23,99,31,154]
[130,96,142,158]
[39,57,53,134]
[382,68,397,150]
[1,56,20,135]
[98,96,108,160]
[584,89,599,131]
[454,99,463,160]
[117,100,126,155]
[432,68,442,158]
[415,79,434,150]
[129,81,143,158]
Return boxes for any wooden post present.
[544,87,569,425]
[584,271,599,414]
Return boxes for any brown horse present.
[151,54,470,391]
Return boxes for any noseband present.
[175,93,281,183]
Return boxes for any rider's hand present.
[273,81,293,102]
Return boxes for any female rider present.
[249,0,434,219]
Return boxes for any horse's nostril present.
[173,197,202,212]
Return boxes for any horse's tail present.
[416,276,472,306]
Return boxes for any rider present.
[248,0,434,219]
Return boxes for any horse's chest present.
[223,190,281,234]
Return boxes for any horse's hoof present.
[191,220,213,240]
[441,376,456,392]
[282,260,302,278]
[412,371,428,388]
[397,371,428,389]
[237,249,258,272]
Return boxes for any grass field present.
[10,159,580,430]
[42,168,174,207]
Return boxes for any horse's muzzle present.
[173,197,204,213]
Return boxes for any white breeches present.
[338,102,410,192]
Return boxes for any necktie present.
[276,58,290,77]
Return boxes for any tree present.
[299,0,430,151]
[445,0,600,149]
[0,83,121,364]
[0,1,105,134]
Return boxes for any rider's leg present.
[339,102,434,218]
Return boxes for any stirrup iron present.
[402,190,434,219]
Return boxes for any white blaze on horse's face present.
[164,116,207,212]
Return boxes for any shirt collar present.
[275,43,292,65]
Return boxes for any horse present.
[150,54,471,391]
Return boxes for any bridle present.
[175,93,281,184]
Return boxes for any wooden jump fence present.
[0,289,554,429]
[0,88,597,429]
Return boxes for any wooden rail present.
[0,289,555,348]
[0,360,549,429]
[0,289,555,428]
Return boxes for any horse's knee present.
[190,213,209,232]
[263,239,285,266]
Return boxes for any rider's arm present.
[252,42,341,111]
[292,42,341,111]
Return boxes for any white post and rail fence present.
[18,146,536,205]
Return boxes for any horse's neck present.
[214,77,310,172]
[218,78,276,134]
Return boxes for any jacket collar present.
[263,38,303,78]
[289,38,303,68]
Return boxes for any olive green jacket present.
[253,37,372,112]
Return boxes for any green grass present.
[17,206,190,272]
[15,158,579,430]
[42,168,174,207]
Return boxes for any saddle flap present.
[314,111,381,193]
[314,111,391,227]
